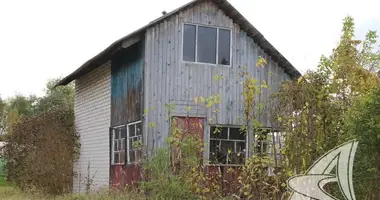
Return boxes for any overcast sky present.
[0,0,379,99]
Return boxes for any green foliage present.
[36,78,74,113]
[0,78,74,134]
[274,16,380,198]
[0,96,6,135]
[238,156,286,200]
[344,87,380,199]
[3,107,79,195]
[140,148,198,200]
[140,118,220,200]
[0,187,145,200]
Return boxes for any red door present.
[109,124,141,190]
[171,117,205,174]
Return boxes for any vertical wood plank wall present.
[110,42,143,188]
[143,0,291,155]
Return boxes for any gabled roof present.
[56,0,301,86]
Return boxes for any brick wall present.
[72,62,111,192]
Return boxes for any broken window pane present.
[197,26,217,64]
[118,140,122,150]
[210,126,228,139]
[218,29,231,65]
[120,127,126,138]
[120,139,125,150]
[229,128,246,140]
[114,129,119,139]
[119,151,125,164]
[114,140,118,151]
[129,150,136,163]
[183,24,196,62]
[129,124,135,137]
[136,123,142,136]
[114,152,119,164]
[129,138,133,150]
[235,141,246,153]
[209,127,247,165]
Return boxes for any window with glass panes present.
[182,24,231,65]
[126,121,142,164]
[111,121,143,165]
[254,128,285,166]
[111,126,126,165]
[209,126,247,165]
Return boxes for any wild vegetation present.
[274,16,380,199]
[0,16,379,199]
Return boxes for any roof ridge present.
[56,0,300,87]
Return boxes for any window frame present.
[110,121,143,166]
[208,125,248,166]
[254,127,285,167]
[126,120,143,165]
[111,124,127,166]
[181,23,232,66]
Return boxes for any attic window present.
[183,24,231,65]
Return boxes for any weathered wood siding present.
[143,0,291,154]
[110,42,143,188]
[111,42,143,126]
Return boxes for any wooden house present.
[56,0,300,192]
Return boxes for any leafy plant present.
[3,107,79,195]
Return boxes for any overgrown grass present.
[0,176,10,187]
[0,187,146,200]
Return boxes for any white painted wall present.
[72,62,111,193]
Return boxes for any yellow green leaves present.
[148,122,156,128]
[297,76,303,83]
[213,74,224,82]
[194,96,205,105]
[256,56,267,68]
[143,108,149,116]
[186,105,192,112]
[195,95,222,108]
[260,80,268,89]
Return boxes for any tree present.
[34,78,74,113]
[5,95,38,130]
[344,87,380,199]
[4,107,78,194]
[0,96,6,135]
[274,16,380,197]
[0,78,74,134]
[2,78,77,194]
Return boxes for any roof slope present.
[56,0,301,86]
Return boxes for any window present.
[110,121,142,165]
[183,24,231,65]
[254,128,284,166]
[127,121,143,164]
[197,26,217,64]
[183,24,196,62]
[111,126,126,165]
[209,126,247,165]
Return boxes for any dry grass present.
[0,187,146,200]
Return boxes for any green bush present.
[344,86,380,199]
[140,148,197,200]
[3,107,79,195]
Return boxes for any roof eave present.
[56,0,301,87]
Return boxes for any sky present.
[0,0,379,99]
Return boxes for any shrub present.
[3,107,79,195]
